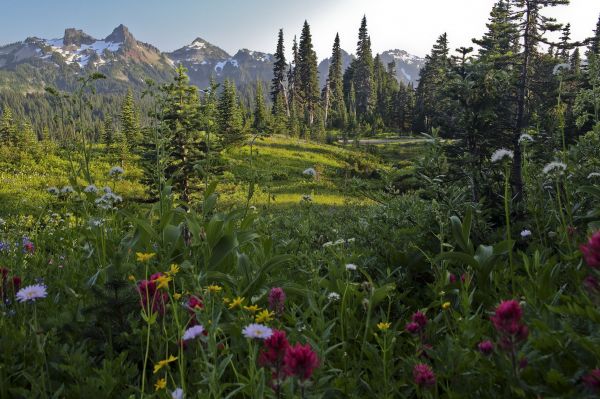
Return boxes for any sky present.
[1,0,598,59]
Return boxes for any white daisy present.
[16,284,48,303]
[345,263,357,271]
[242,323,273,339]
[327,292,341,301]
[182,325,205,341]
[520,230,532,238]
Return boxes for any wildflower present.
[491,300,529,349]
[244,304,261,313]
[345,263,357,271]
[588,172,600,180]
[167,264,180,276]
[543,161,567,175]
[413,363,436,387]
[552,63,571,75]
[256,309,275,323]
[412,311,428,328]
[171,388,184,399]
[103,186,112,193]
[301,194,313,202]
[448,273,457,284]
[128,275,136,282]
[154,378,167,391]
[478,340,494,355]
[284,343,319,381]
[60,185,74,194]
[206,284,222,293]
[187,295,204,311]
[491,148,514,163]
[377,322,391,331]
[327,292,341,301]
[155,274,172,290]
[583,275,600,295]
[322,241,334,248]
[520,229,532,238]
[583,369,600,392]
[242,323,273,339]
[182,325,205,341]
[268,287,285,314]
[16,284,47,302]
[108,166,125,177]
[406,322,421,334]
[47,186,60,195]
[153,355,178,374]
[442,302,451,310]
[302,167,317,177]
[138,278,168,315]
[136,252,156,263]
[580,231,600,269]
[22,238,34,254]
[228,296,245,309]
[518,134,534,144]
[83,184,98,193]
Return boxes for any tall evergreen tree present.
[0,106,17,146]
[120,89,141,146]
[473,0,519,66]
[559,23,572,61]
[253,81,269,133]
[353,16,375,119]
[297,21,320,129]
[271,29,288,116]
[325,33,347,128]
[102,115,115,151]
[217,79,245,148]
[589,14,600,56]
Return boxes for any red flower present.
[583,369,600,392]
[413,363,436,387]
[449,273,457,284]
[406,322,421,334]
[584,275,600,294]
[11,276,21,291]
[580,231,600,268]
[268,287,286,315]
[412,311,428,328]
[491,300,523,335]
[259,330,290,368]
[478,340,494,355]
[137,279,167,315]
[284,343,319,381]
[0,267,8,279]
[187,295,204,311]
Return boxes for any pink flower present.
[491,300,523,335]
[583,369,600,392]
[449,273,457,284]
[412,311,428,328]
[137,279,168,315]
[478,340,494,355]
[580,231,600,268]
[406,322,421,334]
[259,330,290,368]
[413,363,436,387]
[584,275,600,294]
[187,295,204,311]
[284,343,319,381]
[268,287,286,315]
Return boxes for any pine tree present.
[354,16,375,120]
[0,106,17,146]
[120,89,141,147]
[102,115,115,151]
[253,81,269,133]
[472,0,518,66]
[20,120,38,152]
[217,79,245,148]
[571,47,581,75]
[271,29,288,116]
[559,23,572,61]
[326,33,347,129]
[297,21,320,129]
[589,14,600,56]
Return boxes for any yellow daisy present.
[153,355,178,374]
[255,309,275,323]
[167,264,180,276]
[243,305,261,313]
[136,252,156,263]
[228,296,245,309]
[442,301,451,310]
[155,275,172,290]
[206,284,223,294]
[377,322,391,331]
[154,378,166,391]
[173,293,182,300]
[127,275,136,282]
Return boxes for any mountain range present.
[0,25,424,95]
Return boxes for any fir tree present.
[102,115,115,151]
[271,29,288,116]
[253,81,269,133]
[297,21,320,128]
[326,33,347,129]
[589,13,600,56]
[120,89,141,147]
[217,79,245,148]
[559,23,572,61]
[472,0,518,67]
[354,16,375,120]
[0,106,17,146]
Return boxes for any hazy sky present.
[1,0,598,59]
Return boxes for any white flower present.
[182,325,205,341]
[242,323,273,339]
[16,284,47,303]
[587,172,600,179]
[0,218,5,227]
[334,239,346,246]
[518,134,534,144]
[327,292,341,301]
[552,63,571,75]
[60,185,74,194]
[108,166,124,177]
[520,229,532,238]
[347,238,356,244]
[322,241,334,248]
[171,388,184,399]
[301,194,313,202]
[103,186,112,193]
[345,263,357,271]
[491,148,514,163]
[47,186,60,195]
[83,184,98,193]
[303,167,317,177]
[543,161,567,175]
[89,218,104,228]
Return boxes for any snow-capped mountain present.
[379,49,424,85]
[317,49,355,88]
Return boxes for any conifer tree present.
[589,14,600,56]
[326,33,347,128]
[559,23,572,61]
[297,21,320,128]
[20,120,38,152]
[472,0,518,66]
[0,106,17,146]
[217,79,245,148]
[271,29,288,116]
[354,16,375,120]
[253,81,269,133]
[120,89,141,146]
[102,115,115,151]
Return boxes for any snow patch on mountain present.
[43,38,122,67]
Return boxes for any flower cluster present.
[490,300,528,349]
[580,231,600,269]
[268,287,285,316]
[413,363,436,388]
[0,267,21,302]
[406,311,428,334]
[491,148,514,163]
[137,273,169,316]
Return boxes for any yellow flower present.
[206,284,223,294]
[377,322,391,331]
[228,296,245,309]
[136,252,156,263]
[155,275,172,290]
[244,305,261,313]
[153,355,178,374]
[255,309,275,323]
[173,293,182,300]
[154,378,166,391]
[127,275,136,282]
[442,301,451,310]
[167,263,180,276]
[223,297,231,304]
